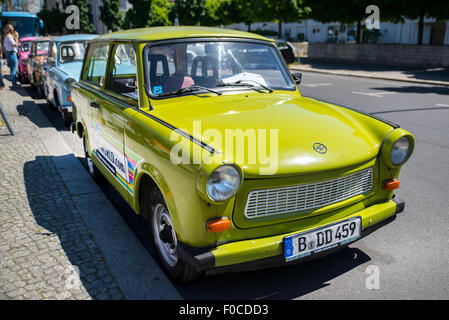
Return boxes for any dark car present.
[275,39,298,64]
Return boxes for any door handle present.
[90,101,100,108]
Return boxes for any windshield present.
[36,41,49,54]
[1,17,41,37]
[145,40,295,97]
[20,41,31,52]
[59,41,87,64]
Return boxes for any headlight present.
[206,165,241,201]
[391,136,412,165]
[64,78,76,91]
[381,129,414,167]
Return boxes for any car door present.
[77,41,128,198]
[97,43,139,201]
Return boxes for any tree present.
[37,7,68,35]
[215,0,269,31]
[100,0,123,32]
[397,0,449,45]
[264,0,311,37]
[124,0,172,29]
[305,0,372,44]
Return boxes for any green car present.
[71,27,414,282]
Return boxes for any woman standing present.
[3,24,19,87]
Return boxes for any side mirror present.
[39,19,44,30]
[292,72,302,85]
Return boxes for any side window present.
[81,42,109,87]
[105,44,137,100]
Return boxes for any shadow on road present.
[15,86,69,132]
[371,86,449,95]
[23,155,122,299]
[175,247,370,300]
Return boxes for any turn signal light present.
[207,218,231,233]
[383,179,400,190]
[67,96,72,101]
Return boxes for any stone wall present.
[292,42,449,67]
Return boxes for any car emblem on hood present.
[313,143,327,154]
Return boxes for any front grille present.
[244,167,373,218]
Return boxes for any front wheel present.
[145,186,204,282]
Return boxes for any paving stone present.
[0,75,125,300]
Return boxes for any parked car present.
[27,37,53,96]
[43,34,98,127]
[274,39,298,64]
[71,27,414,282]
[17,36,39,83]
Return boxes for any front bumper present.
[179,198,403,273]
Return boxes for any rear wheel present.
[82,132,101,182]
[143,184,204,282]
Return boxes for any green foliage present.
[100,0,123,32]
[170,0,210,26]
[124,0,172,29]
[37,7,67,36]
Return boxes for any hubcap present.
[153,204,178,267]
[83,137,94,175]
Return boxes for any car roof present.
[20,36,39,42]
[31,37,54,42]
[53,34,99,43]
[95,26,274,43]
[1,12,38,18]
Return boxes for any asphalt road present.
[29,72,449,300]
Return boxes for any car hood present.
[151,93,393,177]
[59,61,83,81]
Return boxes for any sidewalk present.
[0,71,180,299]
[290,58,449,86]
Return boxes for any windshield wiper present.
[156,85,222,97]
[217,80,273,93]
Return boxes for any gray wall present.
[294,43,449,67]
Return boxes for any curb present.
[290,65,449,87]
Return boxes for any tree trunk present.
[356,20,361,44]
[278,21,282,38]
[418,9,424,45]
[247,23,251,32]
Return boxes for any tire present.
[45,87,57,110]
[143,185,204,282]
[82,132,102,182]
[62,112,72,128]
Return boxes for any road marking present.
[352,91,397,98]
[302,83,332,87]
[436,103,449,107]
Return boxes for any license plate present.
[284,217,362,262]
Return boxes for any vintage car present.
[71,27,414,282]
[27,37,53,96]
[17,36,39,83]
[43,34,98,126]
